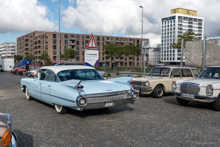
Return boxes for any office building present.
[161,8,204,64]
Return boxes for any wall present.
[185,39,220,67]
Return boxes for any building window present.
[97,37,100,41]
[64,34,68,39]
[76,46,79,50]
[53,34,56,38]
[53,45,56,49]
[97,42,100,46]
[76,41,79,45]
[85,36,90,39]
[53,51,56,55]
[70,35,74,38]
[76,35,79,40]
[82,36,84,40]
[53,40,56,44]
[65,40,68,44]
[53,56,56,60]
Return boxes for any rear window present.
[0,64,2,67]
[191,69,200,77]
[182,69,193,77]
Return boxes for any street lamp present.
[139,6,143,71]
[58,0,60,63]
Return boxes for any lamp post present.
[58,0,60,63]
[139,6,143,71]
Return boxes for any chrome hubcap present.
[157,88,163,97]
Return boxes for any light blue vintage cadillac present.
[20,66,139,113]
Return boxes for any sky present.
[0,0,220,47]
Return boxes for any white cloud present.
[62,0,220,46]
[0,0,57,33]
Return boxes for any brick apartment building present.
[17,31,149,67]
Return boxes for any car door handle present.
[48,85,51,87]
[39,83,41,85]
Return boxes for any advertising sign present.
[85,50,99,66]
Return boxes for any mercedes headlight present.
[172,81,177,91]
[145,81,150,87]
[206,85,213,96]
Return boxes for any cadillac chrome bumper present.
[172,91,217,103]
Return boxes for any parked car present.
[130,66,200,98]
[18,65,42,75]
[20,66,139,113]
[11,65,25,74]
[172,66,220,111]
[0,112,17,147]
[27,69,39,77]
[0,64,4,72]
[54,62,85,66]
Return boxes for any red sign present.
[87,34,97,49]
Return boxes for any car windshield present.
[57,69,104,81]
[199,67,220,79]
[148,68,171,77]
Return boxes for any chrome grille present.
[86,93,127,103]
[133,82,143,86]
[180,82,200,94]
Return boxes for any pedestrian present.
[24,61,30,76]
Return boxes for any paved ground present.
[0,72,220,147]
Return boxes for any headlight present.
[133,93,139,100]
[145,81,150,87]
[125,91,132,98]
[172,81,177,91]
[206,85,213,96]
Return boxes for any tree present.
[170,30,199,50]
[24,54,35,61]
[60,49,76,61]
[14,55,23,63]
[104,43,123,67]
[39,51,52,66]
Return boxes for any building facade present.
[0,42,17,57]
[148,44,161,66]
[161,8,204,64]
[17,31,148,67]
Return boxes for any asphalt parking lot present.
[1,72,220,147]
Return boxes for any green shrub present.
[107,72,111,77]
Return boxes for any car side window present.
[44,70,57,82]
[182,69,193,77]
[171,69,181,77]
[39,69,47,80]
[191,69,200,77]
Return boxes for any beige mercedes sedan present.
[131,66,200,98]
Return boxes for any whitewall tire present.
[54,104,67,114]
[25,88,33,100]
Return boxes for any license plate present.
[181,93,194,98]
[105,102,114,107]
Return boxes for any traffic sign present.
[87,34,97,49]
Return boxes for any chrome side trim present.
[31,89,76,103]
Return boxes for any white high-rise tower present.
[161,8,204,64]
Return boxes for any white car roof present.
[40,66,95,74]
